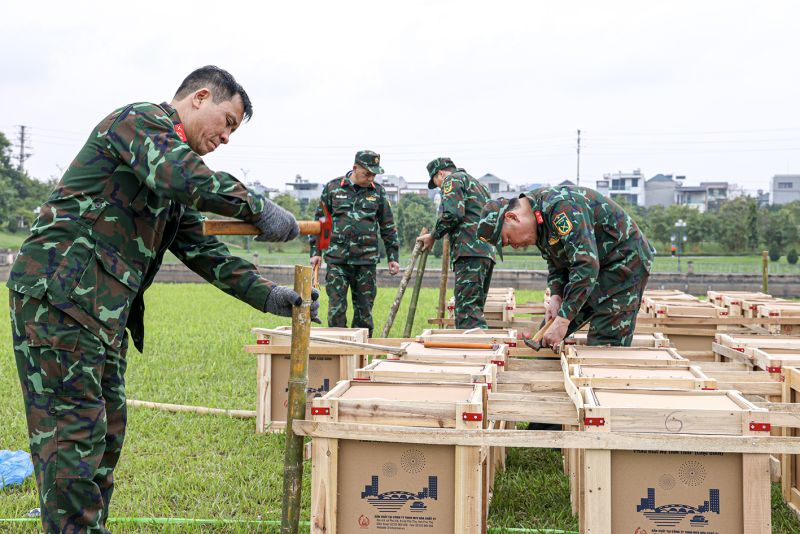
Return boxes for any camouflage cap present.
[477,198,512,260]
[355,150,384,174]
[426,157,456,189]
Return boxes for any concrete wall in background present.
[3,264,797,297]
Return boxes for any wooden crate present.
[448,288,516,323]
[653,301,729,318]
[310,381,488,534]
[574,387,771,534]
[742,297,787,318]
[567,363,716,391]
[564,345,688,367]
[781,367,800,517]
[719,292,771,316]
[251,326,367,433]
[567,332,670,348]
[758,303,800,335]
[397,341,508,369]
[354,359,497,390]
[416,328,519,347]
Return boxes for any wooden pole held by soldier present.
[381,228,427,338]
[437,235,450,321]
[280,265,312,534]
[403,249,430,338]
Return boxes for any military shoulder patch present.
[552,211,573,236]
[548,235,560,246]
[442,178,453,194]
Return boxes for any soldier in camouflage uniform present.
[417,158,496,328]
[8,66,319,534]
[477,186,654,347]
[310,151,400,336]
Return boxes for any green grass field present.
[1,282,800,533]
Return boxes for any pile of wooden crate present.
[243,286,800,533]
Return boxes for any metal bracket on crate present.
[490,359,505,367]
[749,422,771,432]
[351,377,371,381]
[584,417,605,427]
[462,412,483,422]
[256,339,271,345]
[311,407,330,416]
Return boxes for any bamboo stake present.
[437,235,450,321]
[403,249,429,338]
[380,227,427,338]
[126,399,256,418]
[251,328,405,356]
[280,265,312,534]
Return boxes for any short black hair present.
[508,197,521,210]
[174,65,253,121]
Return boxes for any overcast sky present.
[2,0,798,194]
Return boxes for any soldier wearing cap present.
[477,186,654,347]
[417,157,495,328]
[310,150,400,336]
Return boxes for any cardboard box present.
[251,326,368,433]
[310,381,487,534]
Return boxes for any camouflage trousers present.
[325,263,377,336]
[565,274,649,346]
[9,291,128,534]
[453,257,494,329]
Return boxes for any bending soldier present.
[310,151,400,336]
[417,158,495,329]
[8,65,319,534]
[477,186,654,347]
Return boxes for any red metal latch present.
[462,412,483,422]
[749,422,771,432]
[734,347,745,352]
[584,417,605,426]
[507,342,517,347]
[256,339,271,345]
[766,366,782,374]
[352,377,371,381]
[311,407,330,416]
[490,359,505,367]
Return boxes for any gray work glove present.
[253,200,300,242]
[265,286,321,323]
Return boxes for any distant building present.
[644,174,684,207]
[246,181,280,199]
[770,174,800,205]
[478,173,517,200]
[285,174,322,205]
[674,181,737,212]
[378,174,432,204]
[598,169,645,206]
[559,179,576,187]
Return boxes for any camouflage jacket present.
[310,173,399,265]
[523,186,654,321]
[432,169,496,263]
[9,102,274,352]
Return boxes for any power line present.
[13,125,33,171]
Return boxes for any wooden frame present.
[567,331,670,348]
[249,326,368,433]
[397,341,508,368]
[567,363,716,391]
[575,387,771,534]
[758,303,800,335]
[781,367,800,518]
[416,328,519,347]
[310,380,487,534]
[564,345,688,367]
[354,359,497,390]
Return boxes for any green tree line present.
[0,132,55,233]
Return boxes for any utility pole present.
[576,129,581,187]
[14,125,33,172]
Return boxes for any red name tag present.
[174,123,187,142]
[534,210,544,224]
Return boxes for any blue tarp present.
[0,450,33,489]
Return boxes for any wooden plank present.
[487,392,578,425]
[292,421,800,454]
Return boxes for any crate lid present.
[577,366,697,379]
[371,360,487,374]
[593,390,743,411]
[339,383,476,403]
[571,348,679,360]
